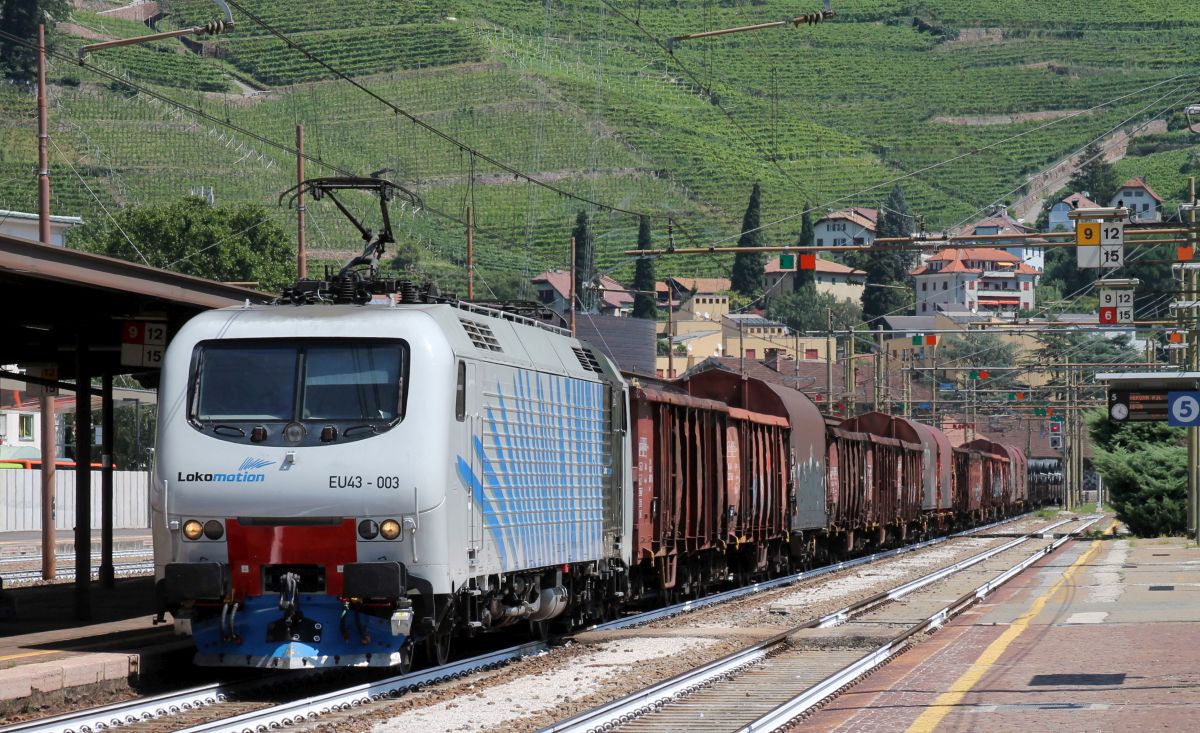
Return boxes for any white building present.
[1046,192,1099,232]
[0,209,83,246]
[968,210,1043,271]
[1110,177,1163,223]
[911,248,1040,315]
[813,207,877,247]
[763,256,866,302]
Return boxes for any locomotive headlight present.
[283,421,306,443]
[182,519,204,540]
[203,519,225,540]
[379,519,402,540]
[358,519,379,539]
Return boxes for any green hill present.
[2,0,1197,295]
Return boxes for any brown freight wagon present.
[953,440,1012,523]
[833,413,925,549]
[628,380,790,600]
[683,369,828,564]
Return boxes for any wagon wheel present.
[426,621,452,666]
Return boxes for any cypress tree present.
[632,215,657,319]
[1068,142,1119,205]
[731,182,765,297]
[861,184,915,326]
[0,1,69,85]
[572,210,597,312]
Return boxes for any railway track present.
[540,515,1102,733]
[0,512,1071,733]
[1,559,154,584]
[0,549,151,567]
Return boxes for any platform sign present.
[120,320,167,368]
[1108,388,1170,422]
[1077,221,1123,268]
[1077,221,1100,268]
[1168,391,1200,427]
[1098,288,1133,324]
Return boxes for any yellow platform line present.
[905,536,1105,733]
[0,649,57,663]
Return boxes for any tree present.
[72,197,296,292]
[861,184,915,325]
[572,210,597,312]
[792,208,816,291]
[731,182,764,297]
[1087,410,1186,536]
[632,215,657,319]
[767,289,861,334]
[0,0,69,85]
[932,332,1019,388]
[1068,142,1118,205]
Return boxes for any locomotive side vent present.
[460,319,503,352]
[573,346,603,373]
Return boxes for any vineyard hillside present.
[1,0,1197,294]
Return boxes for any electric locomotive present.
[153,178,632,669]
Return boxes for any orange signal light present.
[1170,332,1184,344]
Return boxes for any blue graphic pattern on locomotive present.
[456,372,608,571]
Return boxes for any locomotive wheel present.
[426,623,452,666]
[529,619,550,641]
[398,639,414,674]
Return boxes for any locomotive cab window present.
[190,339,408,446]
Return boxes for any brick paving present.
[794,536,1200,732]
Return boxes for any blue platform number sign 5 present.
[1168,391,1200,427]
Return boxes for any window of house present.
[1023,281,1030,291]
[538,289,555,304]
[921,282,927,291]
[1143,203,1150,212]
[921,303,927,312]
[968,281,975,290]
[18,414,33,441]
[816,238,824,246]
[834,238,847,245]
[745,349,756,359]
[942,281,948,290]
[1134,190,1143,197]
[805,348,819,359]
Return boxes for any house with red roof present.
[1047,192,1100,232]
[910,248,1040,314]
[1109,177,1163,223]
[532,270,633,317]
[968,208,1043,271]
[814,207,877,248]
[763,255,866,302]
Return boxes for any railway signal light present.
[1050,435,1063,450]
[911,334,937,346]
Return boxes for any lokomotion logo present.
[177,457,276,483]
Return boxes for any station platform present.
[795,528,1200,732]
[0,541,187,715]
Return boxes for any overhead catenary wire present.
[221,0,651,221]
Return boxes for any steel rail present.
[0,549,150,566]
[0,679,256,733]
[739,515,1102,733]
[0,512,1045,733]
[536,517,1078,733]
[1,561,154,583]
[589,512,1038,632]
[172,641,551,733]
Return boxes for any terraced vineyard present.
[4,0,1197,293]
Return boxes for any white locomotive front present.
[154,299,630,669]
